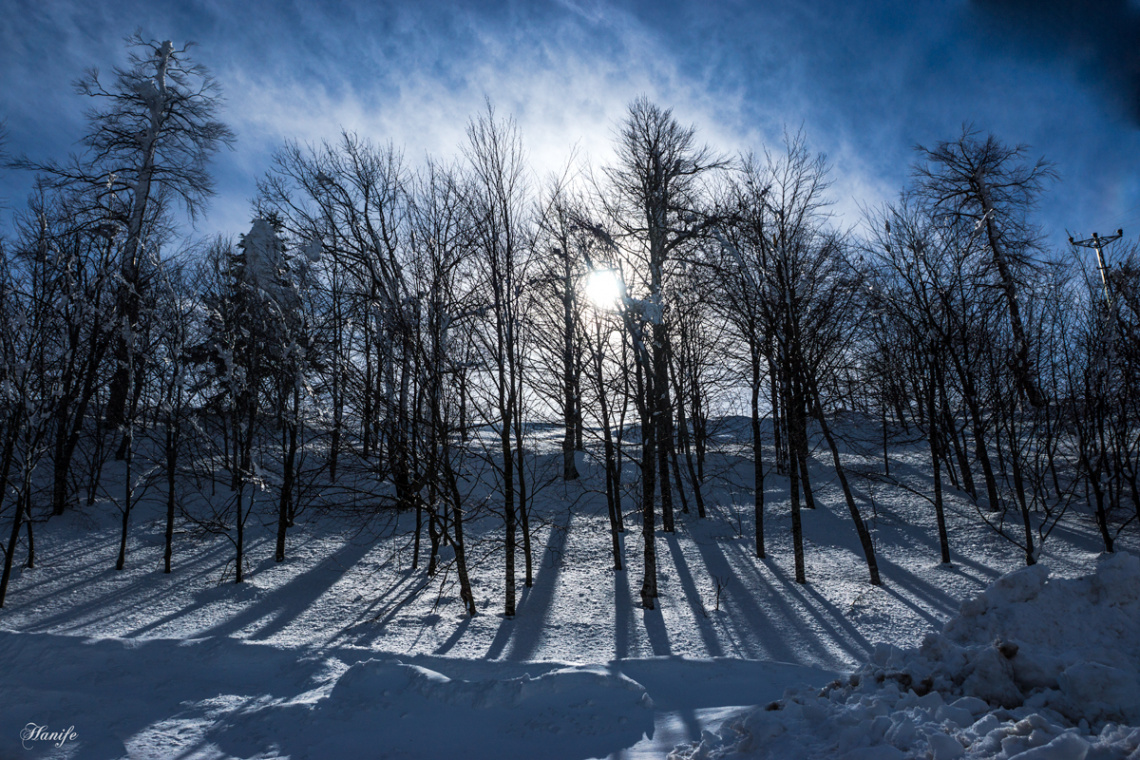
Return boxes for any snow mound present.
[329,658,652,716]
[213,659,654,760]
[670,553,1140,760]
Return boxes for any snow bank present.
[328,658,652,719]
[670,553,1140,760]
[213,659,654,760]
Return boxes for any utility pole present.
[1070,229,1123,305]
[1071,229,1125,384]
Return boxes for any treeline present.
[0,37,1137,615]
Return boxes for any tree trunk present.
[1006,412,1037,565]
[0,486,28,608]
[514,409,533,589]
[276,385,299,563]
[654,323,675,532]
[164,416,178,574]
[639,355,658,608]
[235,484,245,584]
[562,267,579,480]
[503,430,516,615]
[115,433,133,571]
[788,432,807,584]
[928,357,951,564]
[751,348,766,559]
[447,460,477,615]
[670,345,705,518]
[807,374,880,585]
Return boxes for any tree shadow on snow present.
[484,517,570,661]
[19,538,237,637]
[0,632,330,760]
[664,534,724,657]
[692,527,871,669]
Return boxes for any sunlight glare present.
[584,269,623,309]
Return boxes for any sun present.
[583,269,623,309]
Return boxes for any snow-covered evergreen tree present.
[199,217,307,581]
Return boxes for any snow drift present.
[210,659,653,760]
[670,552,1140,759]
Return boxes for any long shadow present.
[339,571,430,647]
[642,605,671,656]
[943,553,1006,587]
[865,456,986,537]
[332,526,447,642]
[745,544,874,664]
[614,554,633,660]
[192,534,376,640]
[432,616,472,656]
[879,584,944,629]
[795,490,888,559]
[664,534,724,657]
[118,562,264,638]
[22,539,238,636]
[873,556,979,621]
[794,576,875,656]
[867,550,1023,634]
[504,520,570,661]
[7,547,109,596]
[484,519,569,661]
[686,530,813,665]
[481,610,515,661]
[696,518,875,668]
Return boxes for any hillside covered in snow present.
[1,425,1137,760]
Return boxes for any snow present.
[0,421,1137,759]
[239,218,300,313]
[215,658,656,760]
[0,629,831,759]
[669,552,1140,760]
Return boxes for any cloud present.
[5,0,1138,248]
[210,1,764,216]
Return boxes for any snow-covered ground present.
[671,552,1140,759]
[0,422,1136,758]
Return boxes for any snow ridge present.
[670,553,1140,760]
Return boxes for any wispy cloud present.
[3,0,1140,244]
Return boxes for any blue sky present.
[3,0,1140,254]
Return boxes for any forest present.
[1,34,1138,627]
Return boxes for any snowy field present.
[0,421,1137,759]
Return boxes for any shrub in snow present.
[670,553,1140,759]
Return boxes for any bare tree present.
[720,135,879,585]
[532,180,587,482]
[913,127,1055,408]
[465,105,534,615]
[866,199,963,564]
[0,233,67,604]
[605,97,724,607]
[407,159,481,614]
[147,258,198,573]
[12,37,233,456]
